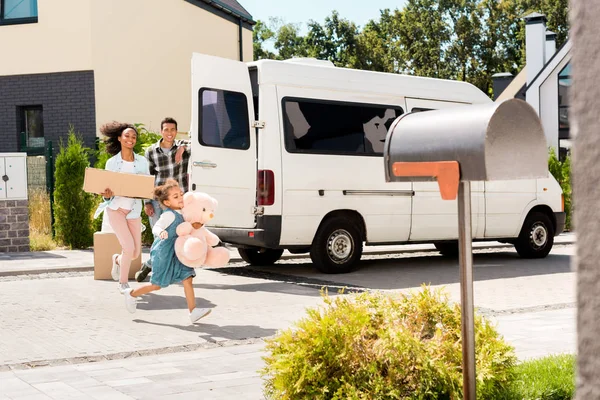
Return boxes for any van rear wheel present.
[514,212,554,258]
[310,218,363,274]
[238,248,284,266]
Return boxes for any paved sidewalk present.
[0,307,575,400]
[0,233,576,276]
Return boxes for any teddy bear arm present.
[203,229,221,247]
[176,222,194,236]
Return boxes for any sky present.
[240,0,408,33]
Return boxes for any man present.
[136,117,190,282]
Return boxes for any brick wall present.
[0,70,97,154]
[0,200,29,252]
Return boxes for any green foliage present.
[53,127,94,249]
[501,354,575,400]
[252,0,570,96]
[262,287,516,399]
[93,123,160,245]
[548,148,572,230]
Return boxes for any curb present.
[0,239,575,278]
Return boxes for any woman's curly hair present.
[100,121,138,156]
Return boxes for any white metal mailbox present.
[0,153,28,200]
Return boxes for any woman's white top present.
[107,161,136,211]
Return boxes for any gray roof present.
[199,0,254,23]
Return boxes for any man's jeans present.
[145,200,163,267]
[148,200,163,231]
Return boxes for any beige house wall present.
[0,0,93,76]
[90,0,254,134]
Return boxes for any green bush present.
[93,123,161,245]
[548,148,572,230]
[262,287,517,399]
[501,354,575,400]
[53,127,94,249]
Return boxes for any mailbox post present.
[384,99,548,399]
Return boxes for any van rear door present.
[189,53,257,228]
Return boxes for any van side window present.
[282,98,403,156]
[411,107,434,113]
[199,88,250,150]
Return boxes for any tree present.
[250,0,570,97]
[353,10,404,73]
[273,21,308,59]
[304,11,361,67]
[54,126,94,249]
[253,20,277,60]
[397,0,452,79]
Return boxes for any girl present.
[124,179,211,323]
[94,122,149,294]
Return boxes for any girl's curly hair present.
[100,121,138,156]
[154,179,182,207]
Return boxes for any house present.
[0,0,255,154]
[493,12,571,160]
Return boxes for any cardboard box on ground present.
[93,214,142,280]
[83,168,152,280]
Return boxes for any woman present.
[94,122,149,294]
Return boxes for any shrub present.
[501,354,575,400]
[548,148,572,230]
[93,123,160,245]
[53,127,94,249]
[28,188,57,251]
[262,287,517,399]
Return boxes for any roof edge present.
[186,0,255,25]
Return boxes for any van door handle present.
[193,161,217,168]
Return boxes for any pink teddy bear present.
[174,192,230,268]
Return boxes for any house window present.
[1,0,38,25]
[558,62,571,160]
[282,98,403,156]
[20,106,44,149]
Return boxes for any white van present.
[189,53,566,274]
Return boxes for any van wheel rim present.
[327,229,353,263]
[530,223,548,248]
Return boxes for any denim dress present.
[149,209,196,288]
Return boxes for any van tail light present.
[561,194,565,212]
[257,169,275,206]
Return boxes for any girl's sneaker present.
[190,308,211,323]
[111,254,120,281]
[124,288,137,313]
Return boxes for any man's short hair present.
[161,117,178,131]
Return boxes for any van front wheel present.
[238,248,284,266]
[514,212,554,258]
[311,218,363,274]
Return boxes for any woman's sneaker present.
[135,263,152,282]
[111,254,120,281]
[189,308,211,323]
[118,282,130,294]
[124,288,137,313]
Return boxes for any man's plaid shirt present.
[144,139,190,204]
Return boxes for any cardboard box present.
[93,232,142,280]
[83,167,155,199]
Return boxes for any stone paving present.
[0,236,577,399]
